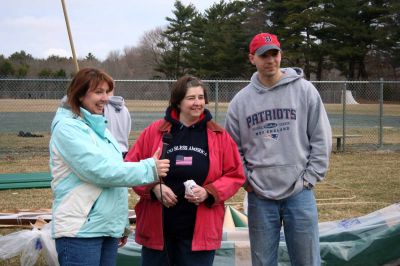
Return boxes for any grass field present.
[1,131,399,220]
[2,150,399,219]
[0,100,399,265]
[1,98,399,218]
[1,154,399,266]
[1,144,399,266]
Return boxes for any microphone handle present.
[160,143,169,159]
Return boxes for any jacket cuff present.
[203,191,215,208]
[204,184,219,205]
[151,159,160,183]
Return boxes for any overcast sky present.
[0,0,218,60]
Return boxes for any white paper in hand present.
[184,179,197,196]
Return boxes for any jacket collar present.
[80,107,107,138]
[158,118,223,133]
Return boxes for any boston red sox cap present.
[249,33,281,55]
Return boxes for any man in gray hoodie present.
[104,90,132,158]
[225,33,332,266]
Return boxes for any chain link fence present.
[0,79,399,152]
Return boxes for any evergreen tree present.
[0,60,15,77]
[38,68,53,78]
[54,69,67,78]
[376,0,400,78]
[9,51,33,63]
[16,64,29,78]
[47,55,69,62]
[187,0,249,78]
[156,0,198,78]
[323,0,389,79]
[281,0,326,79]
[85,53,97,61]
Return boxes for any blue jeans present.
[56,237,119,266]
[248,188,320,266]
[141,237,215,266]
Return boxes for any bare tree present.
[139,27,168,70]
[102,50,131,78]
[122,27,169,79]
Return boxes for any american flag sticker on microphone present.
[176,155,192,166]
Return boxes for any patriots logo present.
[265,123,278,129]
[264,133,279,140]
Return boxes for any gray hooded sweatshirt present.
[225,68,332,200]
[104,96,132,152]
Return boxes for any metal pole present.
[215,81,219,124]
[61,0,79,72]
[379,78,384,148]
[342,82,347,152]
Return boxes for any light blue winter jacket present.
[49,106,158,238]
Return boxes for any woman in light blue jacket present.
[49,68,170,265]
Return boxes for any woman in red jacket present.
[125,75,245,266]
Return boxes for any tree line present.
[1,0,399,81]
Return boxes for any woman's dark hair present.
[67,68,114,115]
[169,75,208,112]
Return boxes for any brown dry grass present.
[325,103,400,116]
[316,151,400,221]
[0,147,400,265]
[1,151,399,220]
[1,131,399,219]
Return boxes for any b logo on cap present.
[265,36,272,43]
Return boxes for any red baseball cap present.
[249,33,281,55]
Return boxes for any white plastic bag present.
[37,222,59,266]
[0,229,38,262]
[20,231,41,266]
[0,222,59,266]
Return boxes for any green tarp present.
[117,204,400,265]
[0,172,51,190]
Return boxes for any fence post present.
[342,82,347,151]
[214,81,219,124]
[379,78,384,148]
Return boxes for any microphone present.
[160,133,173,159]
[159,133,172,187]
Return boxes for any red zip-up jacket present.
[125,118,245,251]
